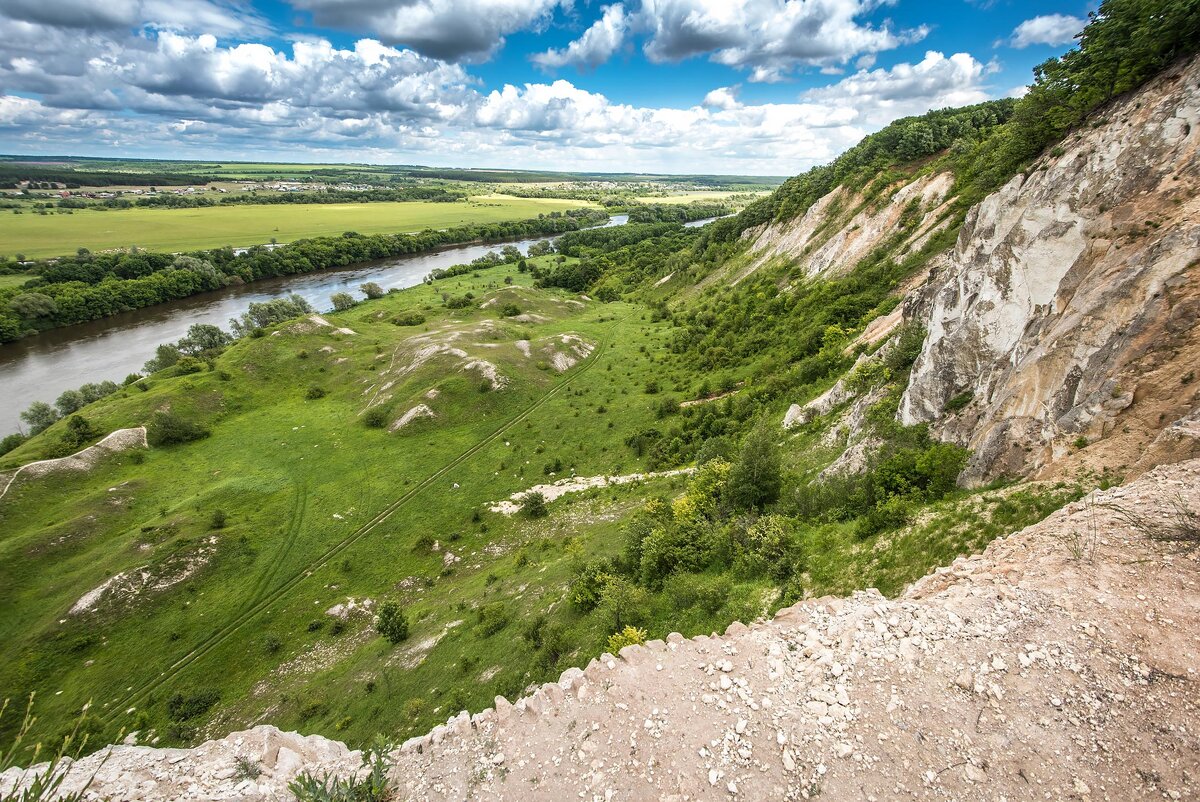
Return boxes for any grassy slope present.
[0,196,594,259]
[0,257,726,748]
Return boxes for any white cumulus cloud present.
[702,86,741,110]
[639,0,928,82]
[1010,14,1085,48]
[288,0,566,62]
[532,4,629,71]
[802,51,990,125]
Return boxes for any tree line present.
[56,186,465,211]
[0,208,609,341]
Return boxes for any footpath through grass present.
[0,196,594,259]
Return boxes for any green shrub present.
[147,409,210,446]
[854,496,914,539]
[375,601,409,644]
[391,311,426,326]
[210,509,227,530]
[0,432,28,455]
[476,602,510,636]
[363,407,389,428]
[943,391,973,413]
[568,559,613,611]
[167,689,219,722]
[499,303,521,317]
[520,490,548,518]
[606,626,648,654]
[305,386,327,400]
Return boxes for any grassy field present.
[0,196,594,259]
[634,191,767,204]
[0,274,28,289]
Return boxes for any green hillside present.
[2,0,1194,760]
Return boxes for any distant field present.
[0,196,595,258]
[635,190,767,204]
[0,274,28,289]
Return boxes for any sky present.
[0,0,1093,175]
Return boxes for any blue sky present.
[0,1,1092,174]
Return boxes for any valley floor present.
[10,456,1197,801]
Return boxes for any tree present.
[55,389,86,416]
[79,381,119,403]
[0,432,27,456]
[177,324,232,356]
[375,601,409,644]
[330,292,356,311]
[20,401,59,434]
[8,292,57,320]
[520,490,548,518]
[360,282,385,299]
[597,575,649,630]
[146,409,209,446]
[62,414,97,448]
[725,421,782,511]
[230,294,313,337]
[144,343,182,373]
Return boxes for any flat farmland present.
[0,196,595,258]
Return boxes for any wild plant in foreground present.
[1104,493,1199,549]
[288,741,394,802]
[0,695,103,802]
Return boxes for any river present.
[0,214,722,435]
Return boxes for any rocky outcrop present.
[13,459,1198,801]
[0,726,360,801]
[739,171,956,283]
[901,59,1200,484]
[0,427,148,502]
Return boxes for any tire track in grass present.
[246,481,307,606]
[102,313,626,722]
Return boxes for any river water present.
[0,214,718,435]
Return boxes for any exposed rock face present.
[0,427,147,501]
[13,460,1198,801]
[0,726,360,801]
[740,171,955,283]
[901,60,1200,484]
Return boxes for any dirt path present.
[488,468,694,514]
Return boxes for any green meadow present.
[0,196,594,259]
